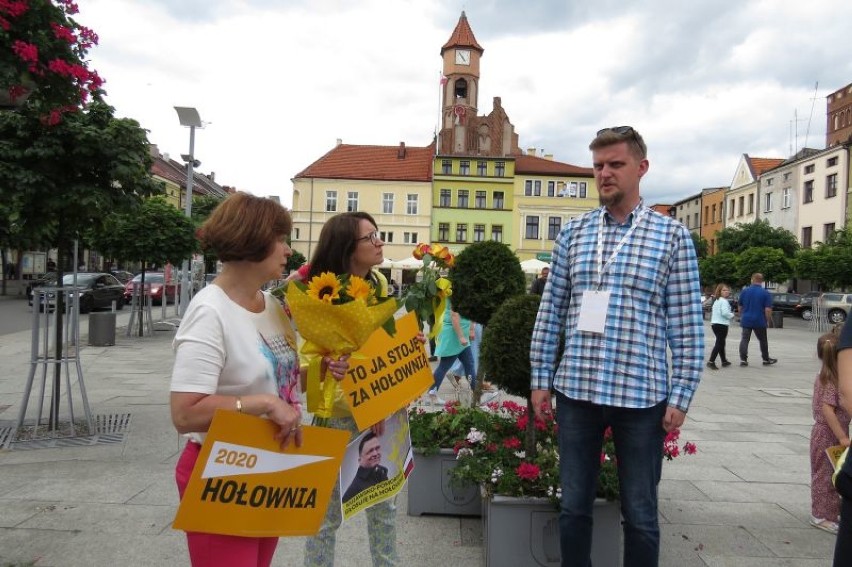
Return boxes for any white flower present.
[456,447,473,459]
[466,428,486,444]
[490,468,503,484]
[514,450,526,459]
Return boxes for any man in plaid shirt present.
[530,126,704,567]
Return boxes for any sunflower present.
[346,276,373,302]
[306,272,342,303]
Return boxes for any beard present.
[599,188,624,208]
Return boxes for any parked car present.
[815,293,852,324]
[768,292,805,317]
[25,272,57,305]
[123,272,179,305]
[34,273,125,313]
[109,270,135,284]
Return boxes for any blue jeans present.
[555,393,666,567]
[432,346,476,391]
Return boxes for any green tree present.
[92,197,197,336]
[716,220,799,257]
[734,247,793,284]
[690,233,708,260]
[447,241,526,325]
[698,252,741,289]
[795,245,852,290]
[287,249,307,273]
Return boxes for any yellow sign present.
[173,410,349,537]
[340,311,434,430]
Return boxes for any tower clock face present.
[455,49,471,65]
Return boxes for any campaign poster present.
[340,408,413,521]
[173,410,349,537]
[340,311,434,430]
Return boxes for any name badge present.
[577,290,611,334]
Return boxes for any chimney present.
[526,147,536,156]
[336,138,343,146]
[544,154,553,161]
[398,141,406,159]
[163,152,170,162]
[209,171,215,182]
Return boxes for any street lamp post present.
[174,106,203,316]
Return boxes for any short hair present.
[358,431,378,455]
[751,273,764,284]
[200,192,292,262]
[589,127,647,160]
[309,212,378,278]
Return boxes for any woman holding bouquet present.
[169,193,349,567]
[302,211,400,567]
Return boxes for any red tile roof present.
[441,11,483,54]
[514,154,593,177]
[747,156,784,177]
[295,142,435,182]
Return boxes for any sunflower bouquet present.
[403,243,455,338]
[283,272,399,420]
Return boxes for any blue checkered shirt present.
[530,202,704,412]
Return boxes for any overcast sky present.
[78,0,852,206]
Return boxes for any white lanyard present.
[596,207,647,289]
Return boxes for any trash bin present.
[770,310,783,329]
[89,312,117,346]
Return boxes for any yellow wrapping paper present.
[429,277,452,340]
[285,282,399,419]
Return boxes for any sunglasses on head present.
[597,126,637,137]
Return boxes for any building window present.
[783,172,791,181]
[379,231,393,243]
[804,164,815,174]
[475,191,486,208]
[579,182,588,198]
[525,216,540,239]
[547,181,555,197]
[826,174,838,198]
[477,161,487,176]
[406,193,418,215]
[693,212,698,227]
[403,232,418,244]
[294,228,300,240]
[802,226,812,248]
[547,216,561,240]
[439,189,451,207]
[524,180,533,196]
[491,224,503,242]
[456,223,467,242]
[825,223,836,241]
[764,192,772,212]
[747,194,754,214]
[347,191,358,212]
[495,161,505,177]
[765,177,774,186]
[711,204,717,222]
[729,198,735,218]
[533,180,541,196]
[827,156,838,167]
[382,193,394,214]
[737,196,744,216]
[473,224,485,242]
[438,222,449,241]
[441,159,452,174]
[325,191,337,212]
[460,160,470,175]
[782,187,791,208]
[457,189,469,208]
[493,191,504,209]
[704,205,709,225]
[803,180,814,203]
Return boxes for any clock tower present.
[439,11,483,154]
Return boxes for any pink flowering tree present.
[1,0,103,122]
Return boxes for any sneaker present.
[427,389,446,406]
[762,358,778,366]
[721,361,732,367]
[810,516,839,534]
[740,361,748,367]
[706,361,718,370]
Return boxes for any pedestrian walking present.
[428,299,476,405]
[833,317,852,565]
[707,283,734,369]
[530,126,704,567]
[809,332,849,535]
[738,273,777,366]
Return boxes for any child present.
[810,331,851,534]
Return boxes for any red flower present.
[11,39,38,64]
[50,21,76,43]
[684,442,697,455]
[485,443,497,453]
[516,462,541,481]
[503,437,521,449]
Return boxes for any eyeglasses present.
[355,230,382,246]
[597,125,638,140]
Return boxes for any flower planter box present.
[407,448,482,516]
[483,494,621,566]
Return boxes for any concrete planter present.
[407,448,482,516]
[483,494,620,566]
